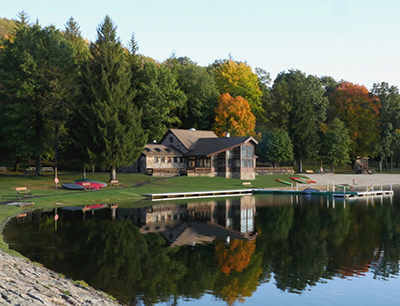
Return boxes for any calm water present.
[3,189,400,306]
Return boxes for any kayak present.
[290,177,311,184]
[275,179,292,185]
[74,178,108,188]
[298,177,317,184]
[62,183,86,190]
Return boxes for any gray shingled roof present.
[167,129,218,151]
[142,144,183,156]
[189,137,258,156]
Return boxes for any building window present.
[161,157,165,163]
[168,157,172,163]
[154,157,159,163]
[247,146,253,158]
[241,146,246,158]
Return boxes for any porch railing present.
[187,167,212,174]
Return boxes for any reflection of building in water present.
[136,196,256,246]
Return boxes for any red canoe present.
[74,181,101,189]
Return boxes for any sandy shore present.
[304,173,400,190]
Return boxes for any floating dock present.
[333,190,394,198]
[143,189,253,201]
[253,188,394,198]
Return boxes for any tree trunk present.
[331,164,334,173]
[35,154,42,176]
[110,166,117,181]
[13,162,20,172]
[391,154,394,172]
[297,160,303,173]
[379,159,382,172]
[82,166,86,179]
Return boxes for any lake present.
[3,190,400,306]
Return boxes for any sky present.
[3,0,400,89]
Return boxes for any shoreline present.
[1,173,399,305]
[0,250,122,305]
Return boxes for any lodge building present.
[136,128,258,180]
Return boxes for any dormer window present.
[169,136,173,143]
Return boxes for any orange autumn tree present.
[213,93,256,137]
[329,82,380,158]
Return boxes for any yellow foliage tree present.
[213,93,256,137]
[214,59,263,116]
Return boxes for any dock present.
[143,186,394,201]
[143,189,253,201]
[333,190,394,197]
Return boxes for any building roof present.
[142,144,183,156]
[189,136,258,157]
[163,129,218,151]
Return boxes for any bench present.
[16,187,30,195]
[40,167,54,172]
[242,182,253,187]
[0,166,7,173]
[110,180,121,186]
[23,167,36,177]
[305,170,314,174]
[18,202,34,208]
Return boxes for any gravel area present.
[0,251,122,305]
[304,173,400,190]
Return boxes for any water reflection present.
[3,193,400,306]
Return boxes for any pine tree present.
[76,15,148,180]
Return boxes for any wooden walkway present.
[143,189,253,201]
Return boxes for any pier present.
[144,184,394,201]
[143,189,253,201]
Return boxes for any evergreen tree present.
[64,17,89,66]
[76,15,148,180]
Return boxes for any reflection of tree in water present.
[6,198,400,305]
[215,238,256,274]
[371,203,400,280]
[66,220,187,305]
[272,204,329,292]
[213,238,262,305]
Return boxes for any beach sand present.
[304,173,400,190]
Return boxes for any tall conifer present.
[76,16,147,180]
